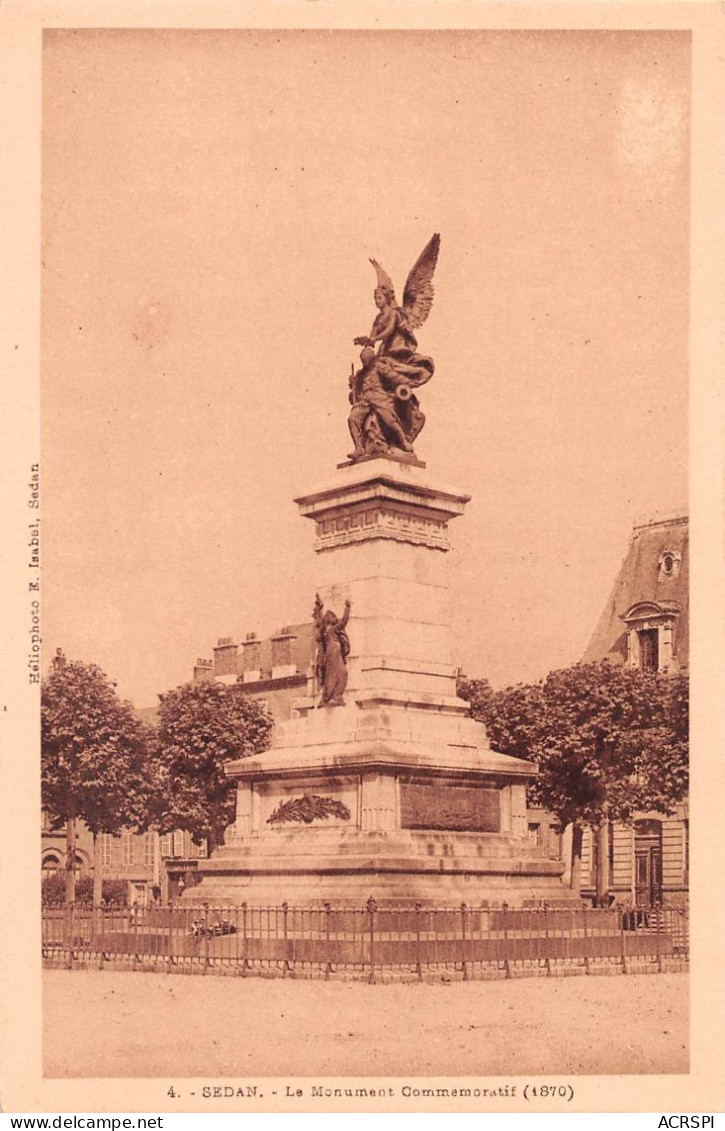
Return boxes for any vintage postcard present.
[1,0,724,1116]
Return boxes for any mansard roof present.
[583,512,688,668]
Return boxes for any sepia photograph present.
[1,0,724,1117]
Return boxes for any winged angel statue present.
[347,233,440,462]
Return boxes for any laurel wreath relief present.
[267,793,351,826]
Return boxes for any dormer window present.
[621,601,680,673]
[658,549,681,579]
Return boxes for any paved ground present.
[43,969,687,1079]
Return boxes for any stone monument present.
[195,236,576,906]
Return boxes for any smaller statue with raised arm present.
[347,233,440,462]
[313,594,352,708]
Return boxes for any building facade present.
[580,511,689,906]
[524,512,688,906]
[191,622,317,721]
[41,817,207,905]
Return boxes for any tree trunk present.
[595,819,610,907]
[92,833,104,906]
[569,823,583,892]
[560,823,573,885]
[64,813,76,905]
[92,833,104,938]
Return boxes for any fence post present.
[97,904,105,971]
[282,901,292,977]
[543,902,552,976]
[582,905,591,974]
[202,902,210,972]
[655,901,663,972]
[241,902,248,976]
[460,903,469,982]
[166,902,172,971]
[501,902,512,978]
[367,896,377,984]
[324,902,333,981]
[414,902,423,982]
[620,905,628,974]
[131,900,140,971]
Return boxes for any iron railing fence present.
[42,899,688,982]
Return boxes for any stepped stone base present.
[187,706,579,909]
[189,834,576,908]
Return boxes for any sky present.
[41,28,689,707]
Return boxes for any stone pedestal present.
[193,457,577,907]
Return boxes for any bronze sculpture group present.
[347,233,440,463]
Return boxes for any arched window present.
[634,819,663,838]
[622,602,680,673]
[42,852,84,878]
[41,853,61,878]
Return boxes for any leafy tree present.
[41,873,67,906]
[156,681,273,854]
[100,878,129,906]
[41,652,157,905]
[41,875,130,907]
[459,663,688,902]
[73,876,94,905]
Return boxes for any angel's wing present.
[402,233,440,330]
[370,257,397,304]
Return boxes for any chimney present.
[193,658,214,684]
[271,627,298,680]
[213,637,238,685]
[240,632,262,684]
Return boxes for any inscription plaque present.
[400,782,501,832]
